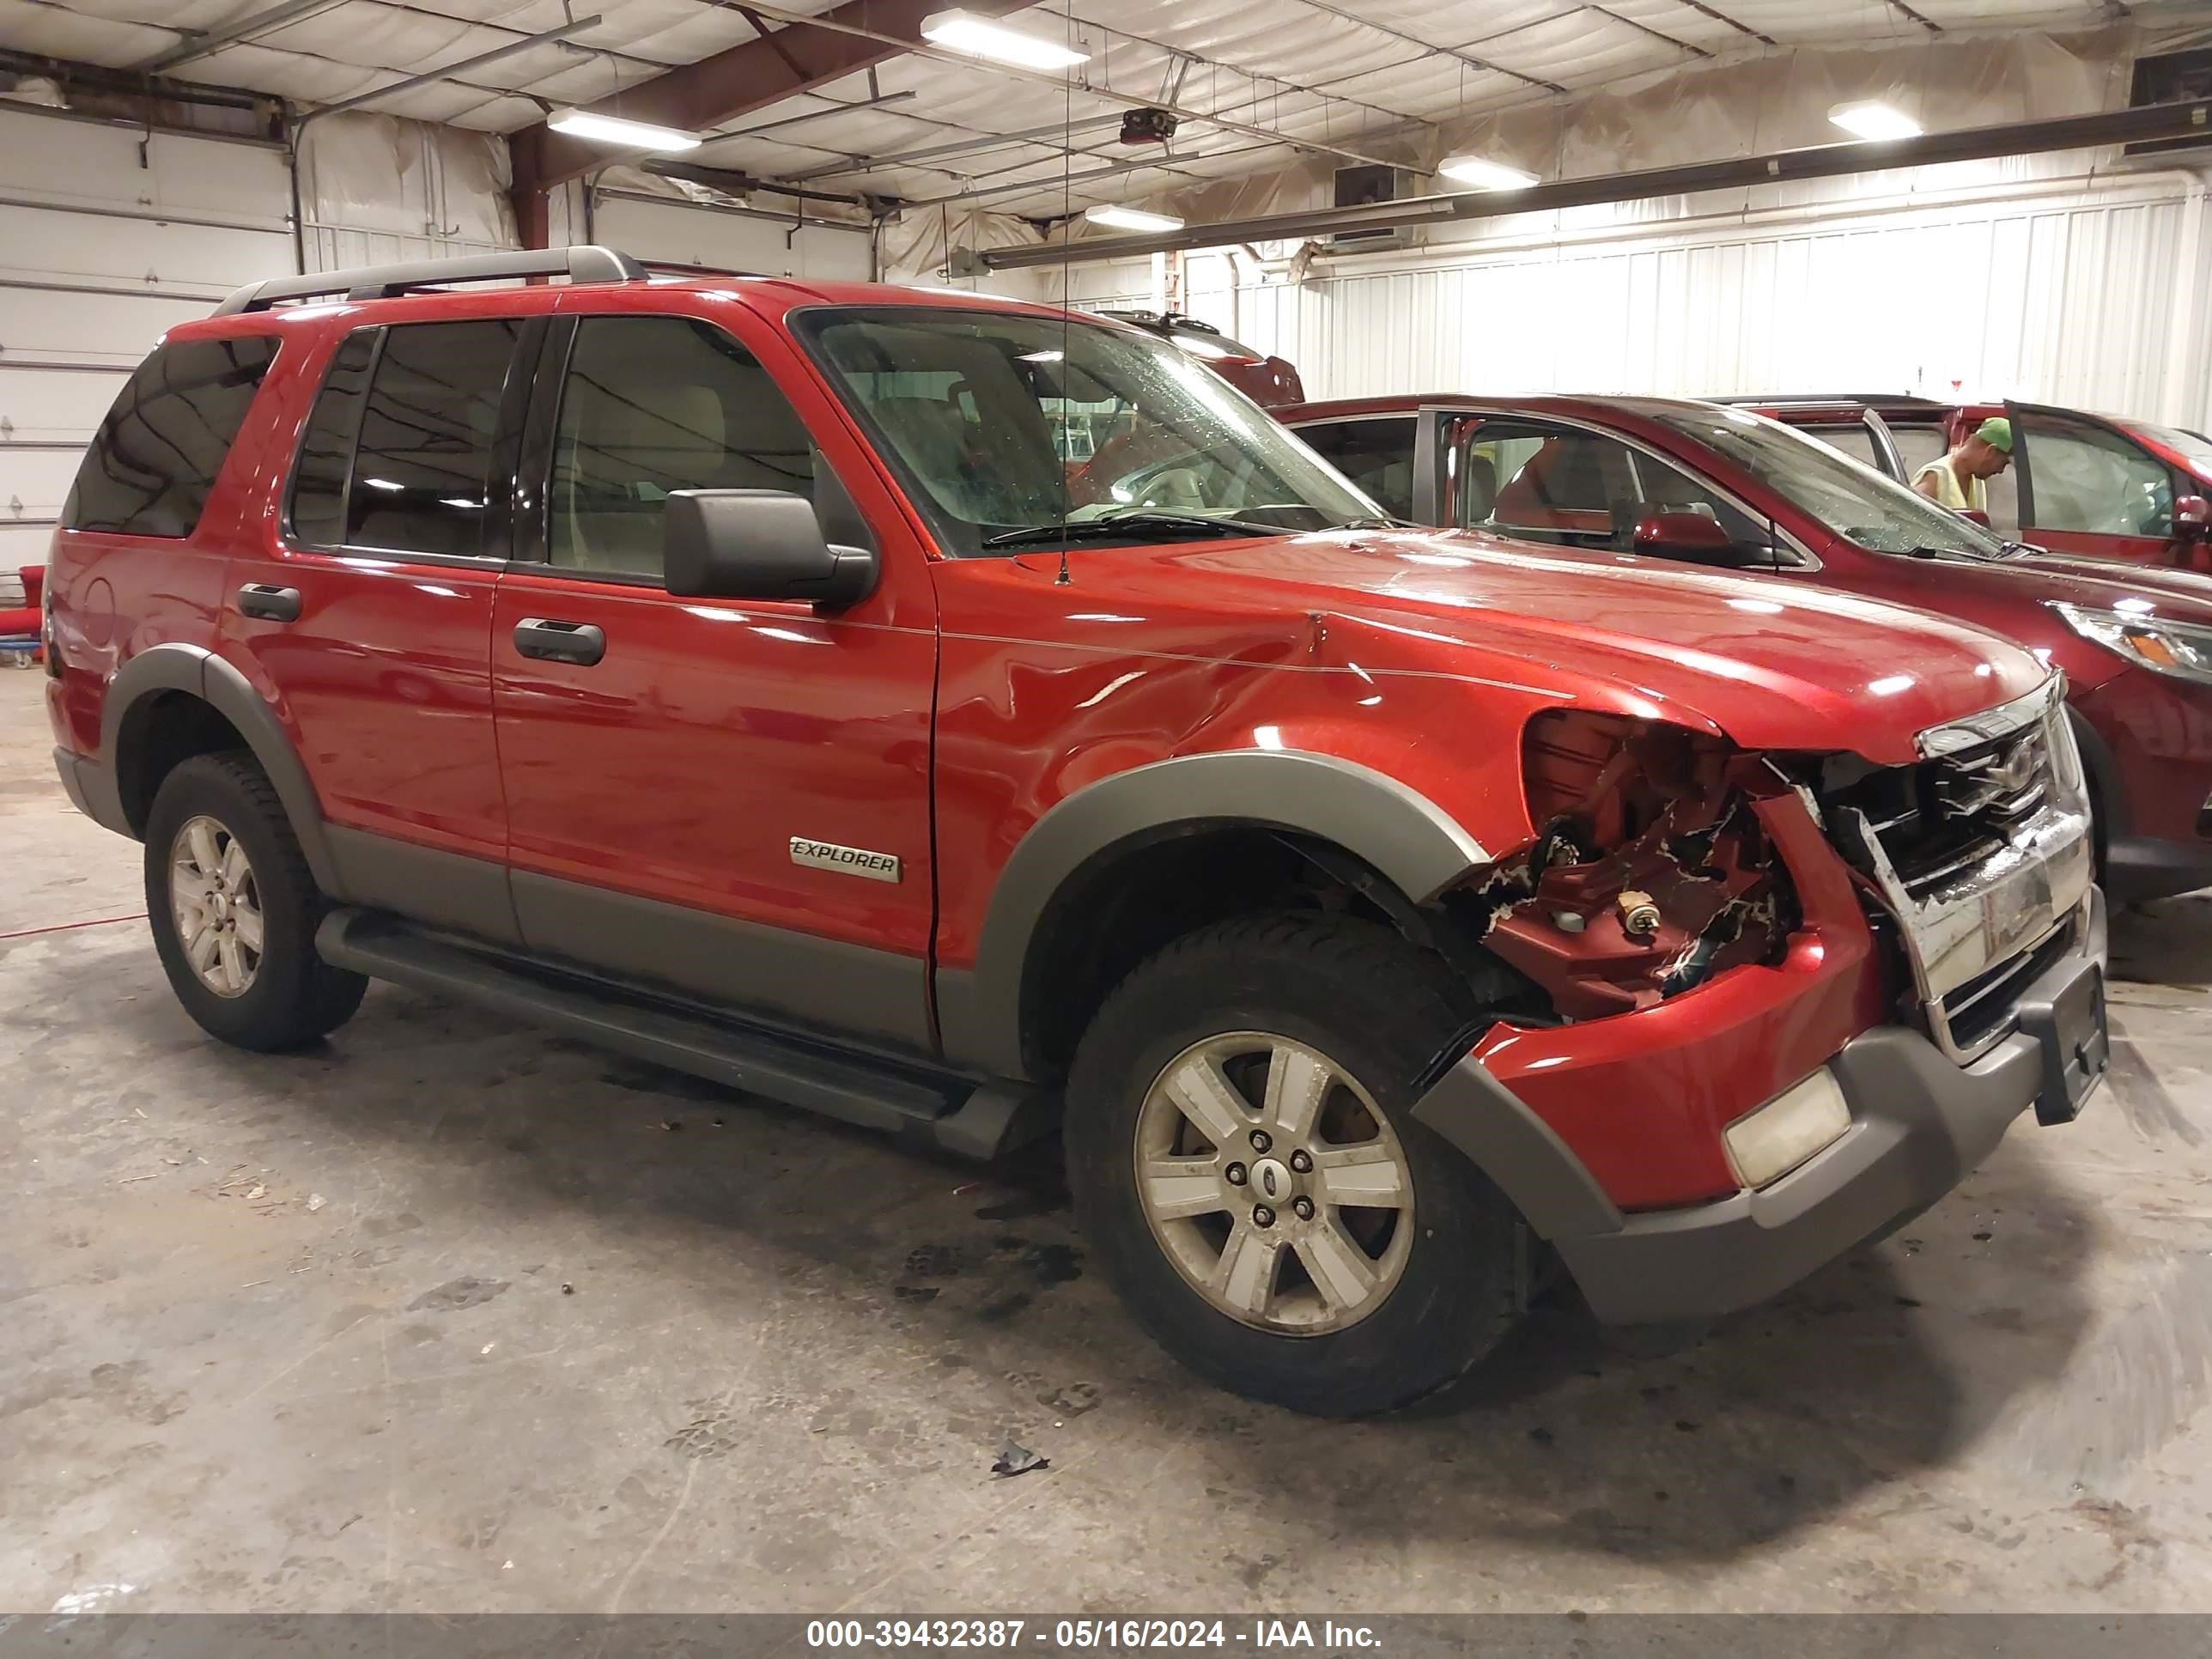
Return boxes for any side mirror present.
[664,489,878,609]
[1632,510,1736,558]
[2175,494,2209,539]
[1959,507,1992,528]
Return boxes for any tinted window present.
[1293,418,1417,520]
[289,331,377,547]
[2022,416,2178,538]
[1803,424,1880,469]
[352,320,519,556]
[64,336,278,538]
[549,316,816,580]
[289,320,520,557]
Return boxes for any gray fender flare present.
[935,749,1492,1079]
[100,643,342,892]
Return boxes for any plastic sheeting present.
[299,111,515,249]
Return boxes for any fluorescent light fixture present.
[1437,155,1539,191]
[1085,204,1183,233]
[1828,100,1923,141]
[921,10,1089,69]
[547,107,701,152]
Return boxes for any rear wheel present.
[1065,915,1522,1416]
[145,753,366,1050]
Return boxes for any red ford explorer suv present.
[45,249,2106,1416]
[1286,393,2212,902]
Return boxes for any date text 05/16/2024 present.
[805,1620,1383,1650]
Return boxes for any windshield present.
[2123,419,2212,475]
[795,307,1377,556]
[1650,405,2009,559]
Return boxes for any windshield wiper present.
[1334,515,1415,531]
[981,511,1279,549]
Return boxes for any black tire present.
[143,751,367,1051]
[1064,913,1522,1417]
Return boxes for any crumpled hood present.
[1122,529,2048,764]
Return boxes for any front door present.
[2010,400,2193,565]
[489,299,940,1054]
[1438,412,1793,570]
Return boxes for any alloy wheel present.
[1133,1030,1415,1334]
[169,814,264,999]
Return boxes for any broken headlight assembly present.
[1459,709,1800,1018]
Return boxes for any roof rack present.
[212,245,647,317]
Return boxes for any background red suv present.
[1728,394,2212,570]
[1284,393,2212,900]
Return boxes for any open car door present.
[2008,398,2209,568]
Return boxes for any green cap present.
[1975,416,2013,453]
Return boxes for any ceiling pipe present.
[975,97,2212,271]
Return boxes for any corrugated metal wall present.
[1161,170,2212,431]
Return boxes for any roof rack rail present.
[212,245,647,317]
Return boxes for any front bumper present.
[1415,887,2107,1326]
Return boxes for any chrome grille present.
[1820,676,2097,1064]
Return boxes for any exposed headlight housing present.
[2053,602,2212,688]
[1723,1068,1852,1188]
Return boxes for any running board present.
[315,908,1052,1159]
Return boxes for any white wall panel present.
[0,103,295,573]
[1205,171,2212,431]
[593,195,874,283]
[0,367,131,441]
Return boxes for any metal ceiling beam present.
[978,97,2212,270]
[1277,0,1567,94]
[711,0,1411,171]
[304,13,599,119]
[780,111,1127,183]
[711,88,915,145]
[1032,3,1442,132]
[902,152,1198,210]
[135,0,353,75]
[508,0,1038,201]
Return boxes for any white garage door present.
[593,193,873,284]
[0,104,295,574]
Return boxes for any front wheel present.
[1064,915,1522,1416]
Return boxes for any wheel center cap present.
[1249,1158,1293,1204]
[209,890,231,921]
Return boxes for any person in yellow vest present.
[1911,416,2013,513]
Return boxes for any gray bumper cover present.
[1413,889,2108,1327]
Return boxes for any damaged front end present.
[1456,710,1801,1019]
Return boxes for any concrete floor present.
[6,665,2212,1617]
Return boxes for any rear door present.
[220,300,538,941]
[489,296,940,1054]
[2009,399,2189,564]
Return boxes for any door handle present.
[236,583,301,623]
[513,617,606,666]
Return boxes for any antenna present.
[1053,16,1076,589]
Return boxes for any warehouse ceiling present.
[0,0,2181,216]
